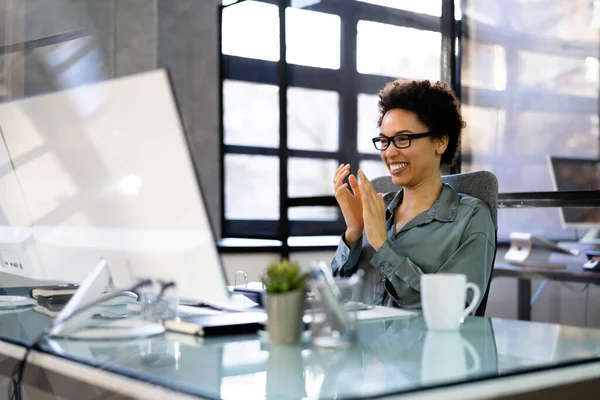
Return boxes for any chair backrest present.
[371,170,498,230]
[371,170,499,316]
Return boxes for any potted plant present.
[261,259,309,345]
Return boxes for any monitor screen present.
[548,156,600,228]
[0,69,230,305]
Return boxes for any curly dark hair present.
[377,79,465,166]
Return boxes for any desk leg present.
[517,278,531,321]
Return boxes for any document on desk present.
[356,306,417,321]
[177,305,224,316]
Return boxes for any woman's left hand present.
[358,170,388,251]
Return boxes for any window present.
[462,0,600,241]
[461,105,506,170]
[221,0,447,248]
[222,2,341,68]
[462,40,506,91]
[225,154,279,220]
[288,158,337,198]
[222,2,279,61]
[224,80,279,148]
[501,0,599,42]
[357,21,441,79]
[288,88,339,151]
[356,0,441,17]
[519,52,598,97]
[288,157,339,221]
[286,8,341,69]
[357,93,380,154]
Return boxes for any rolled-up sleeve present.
[370,241,422,305]
[331,235,363,277]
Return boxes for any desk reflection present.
[44,317,499,399]
[358,317,497,388]
[219,317,498,399]
[6,299,600,400]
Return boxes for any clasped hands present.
[333,164,388,251]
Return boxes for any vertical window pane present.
[498,0,599,42]
[357,21,441,79]
[476,112,598,194]
[223,80,279,148]
[356,0,441,17]
[288,158,338,220]
[462,0,599,241]
[225,154,279,220]
[288,158,337,197]
[461,105,506,172]
[288,206,338,221]
[462,40,506,91]
[516,112,598,165]
[519,52,599,97]
[222,2,279,61]
[288,88,339,151]
[286,8,341,69]
[223,3,342,68]
[357,93,380,154]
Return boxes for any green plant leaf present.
[262,259,308,293]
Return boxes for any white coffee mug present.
[421,331,481,383]
[421,274,481,331]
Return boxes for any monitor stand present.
[50,259,165,340]
[580,229,600,245]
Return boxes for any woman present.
[331,79,495,311]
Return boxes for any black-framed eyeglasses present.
[372,131,433,150]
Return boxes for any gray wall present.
[1,0,222,236]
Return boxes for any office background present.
[1,0,599,326]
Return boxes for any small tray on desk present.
[231,282,264,306]
[232,286,263,306]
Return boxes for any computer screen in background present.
[548,156,600,243]
[0,69,230,305]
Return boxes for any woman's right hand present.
[333,164,363,244]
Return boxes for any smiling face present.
[379,109,448,188]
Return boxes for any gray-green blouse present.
[331,183,495,310]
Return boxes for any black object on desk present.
[583,251,600,271]
[164,311,267,337]
[232,287,263,306]
[30,285,79,305]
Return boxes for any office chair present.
[371,170,499,317]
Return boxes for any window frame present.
[220,0,450,255]
[219,0,600,251]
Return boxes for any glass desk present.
[1,307,600,399]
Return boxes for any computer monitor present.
[548,155,600,243]
[0,69,230,305]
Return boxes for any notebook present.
[164,311,266,337]
[30,285,80,304]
